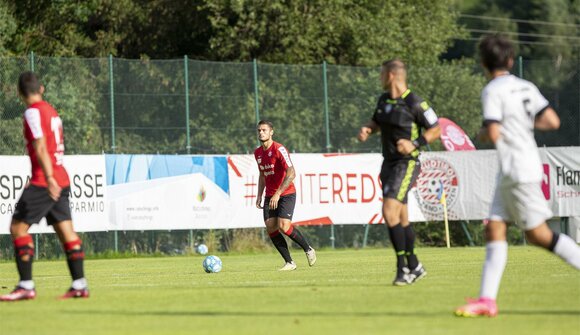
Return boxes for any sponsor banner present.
[228,152,497,225]
[228,148,580,225]
[228,154,384,227]
[105,154,229,193]
[0,155,108,234]
[542,147,580,216]
[107,173,231,230]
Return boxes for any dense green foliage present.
[1,248,579,334]
[0,0,487,155]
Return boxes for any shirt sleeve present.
[412,98,439,129]
[24,108,43,139]
[277,146,293,169]
[481,87,502,123]
[529,84,550,117]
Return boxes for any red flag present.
[438,118,476,151]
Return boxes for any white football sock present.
[553,234,580,270]
[71,278,88,290]
[479,241,508,300]
[18,280,35,290]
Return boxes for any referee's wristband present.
[412,136,428,149]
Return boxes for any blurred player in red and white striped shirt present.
[254,120,316,271]
[0,72,89,302]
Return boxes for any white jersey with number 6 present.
[482,74,549,183]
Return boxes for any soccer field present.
[0,247,578,335]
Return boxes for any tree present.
[203,0,463,66]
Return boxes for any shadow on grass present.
[501,310,580,316]
[66,309,445,318]
[66,309,580,318]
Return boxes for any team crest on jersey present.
[414,157,459,220]
[384,104,393,114]
[268,151,272,157]
[257,158,262,164]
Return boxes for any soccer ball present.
[196,244,208,255]
[202,255,222,273]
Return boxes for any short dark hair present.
[257,119,274,129]
[478,34,514,72]
[18,71,42,97]
[381,59,406,73]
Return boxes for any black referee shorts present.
[380,159,421,204]
[263,193,296,222]
[13,185,72,225]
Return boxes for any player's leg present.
[383,198,408,285]
[383,159,420,285]
[52,220,89,298]
[277,193,316,266]
[456,182,508,317]
[264,202,294,269]
[47,187,88,298]
[401,204,426,283]
[0,185,52,302]
[455,220,506,317]
[0,220,37,301]
[525,223,580,269]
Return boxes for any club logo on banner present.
[198,186,207,202]
[415,157,459,220]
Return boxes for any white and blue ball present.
[196,244,208,255]
[203,255,222,273]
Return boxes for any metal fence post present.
[518,56,523,79]
[322,61,331,152]
[189,229,194,251]
[109,54,116,152]
[253,59,260,125]
[362,224,370,248]
[184,56,191,154]
[35,234,39,260]
[29,51,35,72]
[108,54,118,252]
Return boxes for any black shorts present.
[13,185,72,225]
[380,159,421,204]
[263,193,296,221]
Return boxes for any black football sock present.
[64,239,85,281]
[404,224,419,270]
[283,225,311,252]
[14,235,34,283]
[387,224,407,271]
[269,230,293,263]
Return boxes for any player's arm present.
[275,166,295,196]
[478,87,503,144]
[358,120,380,142]
[32,137,61,201]
[397,100,440,155]
[256,171,265,209]
[534,107,560,130]
[477,121,501,144]
[269,165,295,210]
[24,108,61,200]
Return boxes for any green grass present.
[0,247,578,335]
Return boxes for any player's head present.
[478,34,514,76]
[18,71,44,102]
[380,59,407,90]
[257,120,274,143]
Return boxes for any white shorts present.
[489,180,553,230]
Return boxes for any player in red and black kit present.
[0,72,89,302]
[254,120,316,271]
